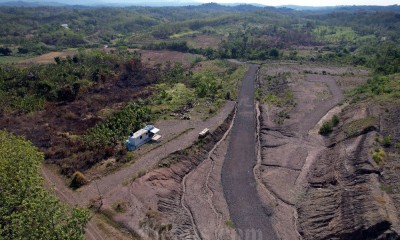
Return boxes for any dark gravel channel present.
[222,64,278,240]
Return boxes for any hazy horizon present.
[198,0,399,7]
[0,0,399,7]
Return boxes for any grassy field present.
[313,26,358,43]
[0,55,29,63]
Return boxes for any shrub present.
[255,88,262,101]
[70,171,89,189]
[372,148,386,165]
[380,184,393,194]
[209,107,216,114]
[225,91,231,100]
[84,103,152,148]
[319,121,333,135]
[112,202,127,213]
[131,170,147,182]
[225,220,235,229]
[343,116,378,138]
[123,151,136,163]
[382,135,392,147]
[332,115,340,127]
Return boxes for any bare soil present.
[37,59,389,240]
[182,116,238,239]
[41,100,235,239]
[93,103,235,239]
[255,62,368,239]
[188,34,223,49]
[138,50,203,67]
[18,50,77,65]
[297,102,400,239]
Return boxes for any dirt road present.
[41,101,236,240]
[222,64,278,240]
[296,74,344,135]
[76,101,235,205]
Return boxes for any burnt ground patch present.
[0,69,155,176]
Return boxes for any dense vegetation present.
[1,4,399,66]
[0,49,146,113]
[84,103,151,148]
[0,130,89,239]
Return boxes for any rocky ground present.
[256,62,400,240]
[297,102,400,239]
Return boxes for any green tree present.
[0,130,89,240]
[269,48,279,58]
[0,47,12,56]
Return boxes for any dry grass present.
[139,50,202,67]
[374,195,387,204]
[187,34,223,49]
[343,116,378,138]
[18,50,77,65]
[130,169,147,182]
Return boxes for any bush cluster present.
[70,171,89,189]
[319,115,340,135]
[84,103,152,148]
[372,148,386,165]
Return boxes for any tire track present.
[204,105,237,240]
[181,105,237,240]
[41,166,106,240]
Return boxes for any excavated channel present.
[222,64,278,240]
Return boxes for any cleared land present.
[18,50,77,65]
[222,64,278,240]
[255,62,370,239]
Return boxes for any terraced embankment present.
[256,63,400,239]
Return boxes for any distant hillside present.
[0,0,67,6]
[282,4,400,12]
[0,0,201,7]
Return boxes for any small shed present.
[126,125,161,151]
